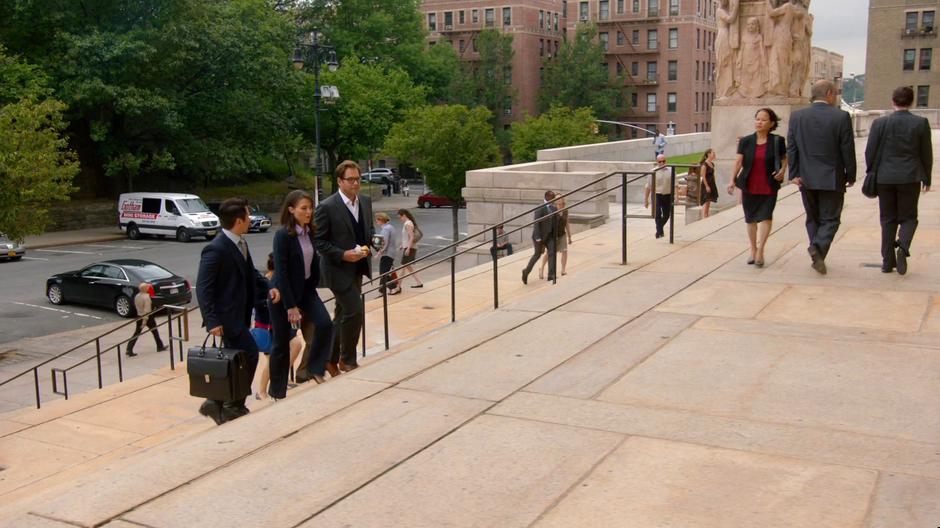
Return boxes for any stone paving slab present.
[532,436,876,528]
[867,472,940,527]
[301,415,623,528]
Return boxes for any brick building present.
[809,46,844,94]
[420,0,717,136]
[865,0,940,109]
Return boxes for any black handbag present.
[862,121,889,199]
[187,335,253,402]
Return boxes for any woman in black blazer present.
[726,108,788,267]
[268,190,333,399]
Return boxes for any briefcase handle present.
[198,334,225,360]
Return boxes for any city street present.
[0,204,468,346]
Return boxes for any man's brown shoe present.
[338,361,359,372]
[325,362,340,377]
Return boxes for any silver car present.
[0,234,25,261]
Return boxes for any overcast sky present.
[809,0,869,76]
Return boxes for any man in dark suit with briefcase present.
[787,79,857,275]
[314,160,374,376]
[195,198,279,425]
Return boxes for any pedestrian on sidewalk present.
[787,79,857,275]
[541,194,572,278]
[269,190,333,395]
[374,212,401,295]
[699,149,719,218]
[126,282,167,357]
[253,254,275,400]
[398,208,424,288]
[489,225,514,260]
[522,190,557,284]
[865,86,933,275]
[644,155,673,239]
[196,198,280,425]
[726,108,788,268]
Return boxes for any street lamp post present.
[293,29,339,205]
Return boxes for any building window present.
[695,60,700,80]
[633,0,640,13]
[906,12,919,32]
[647,60,657,81]
[668,28,678,48]
[648,29,658,50]
[472,39,477,51]
[668,60,678,80]
[503,7,511,26]
[540,39,545,56]
[600,32,609,50]
[485,8,494,27]
[563,0,568,17]
[459,10,465,24]
[920,48,932,70]
[504,96,512,115]
[631,92,638,107]
[618,0,625,14]
[632,30,640,45]
[617,62,624,75]
[649,0,659,17]
[631,61,639,76]
[669,0,679,16]
[580,2,589,20]
[427,13,437,31]
[696,28,700,49]
[539,10,545,28]
[667,93,677,112]
[600,0,610,20]
[444,11,453,29]
[504,66,512,85]
[459,39,466,52]
[695,91,699,111]
[647,93,657,112]
[617,31,625,45]
[917,85,930,107]
[556,40,560,53]
[903,49,916,70]
[924,11,936,30]
[472,9,479,23]
[555,13,560,31]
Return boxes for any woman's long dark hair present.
[698,148,714,165]
[279,190,315,236]
[755,107,780,132]
[397,208,417,227]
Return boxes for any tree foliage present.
[512,106,607,163]
[538,23,623,118]
[384,105,499,241]
[449,30,516,128]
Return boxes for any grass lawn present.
[669,151,706,166]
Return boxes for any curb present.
[27,233,127,250]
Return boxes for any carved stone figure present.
[765,0,794,96]
[716,0,740,98]
[736,17,767,98]
[789,0,813,97]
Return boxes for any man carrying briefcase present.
[194,198,279,425]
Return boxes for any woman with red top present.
[726,108,788,267]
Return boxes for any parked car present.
[361,168,400,185]
[0,234,25,261]
[417,191,466,209]
[46,259,192,318]
[118,192,219,242]
[207,202,271,232]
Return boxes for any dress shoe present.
[325,362,340,377]
[546,275,556,281]
[521,269,528,285]
[411,284,424,288]
[881,265,895,273]
[338,360,358,372]
[896,247,908,275]
[125,350,137,357]
[199,400,224,425]
[746,258,755,265]
[157,345,168,352]
[312,374,325,384]
[295,370,311,384]
[222,404,250,422]
[808,245,826,275]
[754,259,764,268]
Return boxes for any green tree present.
[511,106,607,163]
[449,30,516,128]
[384,105,499,243]
[0,47,77,241]
[538,23,623,118]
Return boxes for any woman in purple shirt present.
[268,190,333,399]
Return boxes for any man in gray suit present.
[865,86,933,275]
[522,190,557,284]
[314,160,374,375]
[787,79,857,275]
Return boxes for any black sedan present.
[46,259,193,318]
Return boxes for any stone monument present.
[711,0,814,199]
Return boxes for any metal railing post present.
[669,167,676,244]
[361,292,367,358]
[167,308,174,359]
[33,368,40,409]
[117,344,124,382]
[491,226,499,309]
[63,371,69,400]
[450,256,456,322]
[382,285,390,351]
[95,339,103,389]
[622,172,628,264]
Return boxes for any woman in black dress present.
[698,148,718,217]
[725,108,788,267]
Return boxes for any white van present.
[118,193,220,242]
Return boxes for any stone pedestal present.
[709,101,808,207]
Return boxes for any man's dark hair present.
[892,86,914,107]
[218,197,249,230]
[335,160,361,180]
[544,190,556,200]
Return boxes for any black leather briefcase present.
[187,336,252,402]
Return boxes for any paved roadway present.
[0,205,468,346]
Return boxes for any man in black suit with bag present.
[865,86,933,275]
[787,79,857,275]
[196,198,279,425]
[314,160,374,376]
[522,190,557,284]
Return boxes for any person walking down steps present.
[126,282,166,357]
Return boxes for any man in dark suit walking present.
[865,86,933,275]
[787,79,857,275]
[314,160,374,375]
[196,198,279,425]
[522,190,557,284]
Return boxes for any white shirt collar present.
[340,191,358,207]
[222,229,243,247]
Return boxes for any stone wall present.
[850,108,940,138]
[536,133,712,163]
